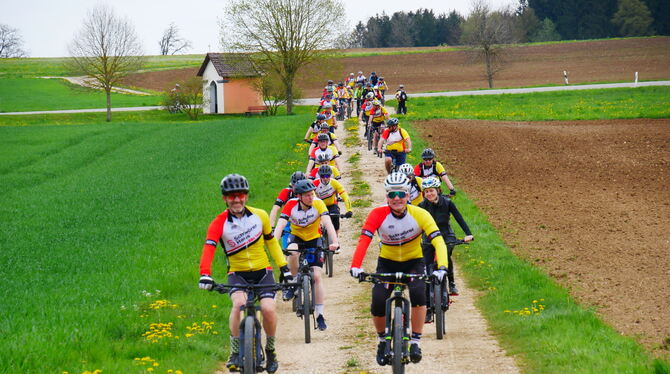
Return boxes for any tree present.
[67,5,145,122]
[0,24,28,58]
[530,17,561,42]
[158,22,192,55]
[221,0,346,115]
[461,0,517,88]
[251,69,291,116]
[162,76,205,120]
[611,0,655,36]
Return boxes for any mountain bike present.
[337,99,347,121]
[359,272,426,374]
[321,212,348,278]
[425,239,469,339]
[211,282,289,374]
[283,243,319,343]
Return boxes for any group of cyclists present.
[197,74,473,372]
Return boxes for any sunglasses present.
[225,192,248,199]
[387,191,407,199]
[320,174,331,178]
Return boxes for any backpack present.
[399,91,407,101]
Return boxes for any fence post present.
[563,71,569,85]
[634,72,638,86]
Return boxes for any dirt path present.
[222,117,520,373]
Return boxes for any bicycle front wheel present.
[326,251,334,278]
[243,315,256,374]
[303,275,312,344]
[434,281,445,339]
[392,305,405,374]
[367,127,373,151]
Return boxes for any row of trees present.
[351,0,667,48]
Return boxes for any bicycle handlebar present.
[210,282,289,294]
[358,272,427,283]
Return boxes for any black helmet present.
[422,148,435,159]
[387,118,399,126]
[317,133,329,142]
[327,80,333,84]
[293,179,316,194]
[338,82,344,87]
[318,164,332,176]
[371,72,376,75]
[316,113,326,120]
[290,171,306,186]
[319,122,330,130]
[220,174,249,194]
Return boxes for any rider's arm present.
[436,162,455,190]
[415,208,449,269]
[333,180,352,212]
[448,199,472,237]
[199,214,225,276]
[351,207,386,268]
[377,129,388,152]
[269,204,281,227]
[306,160,315,174]
[404,136,412,153]
[320,214,338,247]
[274,217,289,242]
[256,209,288,267]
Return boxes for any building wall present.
[223,78,263,114]
[201,62,224,114]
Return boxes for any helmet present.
[319,122,330,130]
[358,71,363,74]
[316,153,331,163]
[338,82,344,87]
[366,82,372,87]
[220,174,249,194]
[290,171,307,186]
[384,172,410,192]
[373,85,378,90]
[323,102,332,108]
[327,80,333,84]
[293,179,316,194]
[398,163,414,177]
[365,92,374,100]
[317,133,330,142]
[421,148,435,160]
[379,76,384,80]
[316,113,326,121]
[399,84,404,88]
[387,118,399,126]
[372,99,381,106]
[422,177,441,190]
[349,72,354,76]
[371,72,376,75]
[318,165,332,176]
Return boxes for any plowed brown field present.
[414,118,670,358]
[123,37,670,96]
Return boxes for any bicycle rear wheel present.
[367,126,373,151]
[303,275,312,343]
[243,315,256,374]
[434,281,445,339]
[326,250,334,278]
[392,305,405,374]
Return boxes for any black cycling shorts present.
[327,204,340,231]
[227,269,276,299]
[370,257,426,317]
[287,236,325,268]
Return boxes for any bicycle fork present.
[384,295,411,364]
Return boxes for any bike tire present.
[435,281,445,340]
[367,127,373,151]
[303,275,312,344]
[243,315,256,374]
[326,250,334,278]
[392,305,405,374]
[292,286,300,313]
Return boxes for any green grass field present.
[399,93,670,373]
[0,112,310,374]
[0,78,161,112]
[388,86,670,121]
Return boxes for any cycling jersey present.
[377,82,388,91]
[280,198,329,241]
[351,204,448,269]
[336,87,350,99]
[309,145,339,167]
[310,132,337,146]
[200,206,287,274]
[309,165,342,180]
[312,178,351,210]
[361,100,373,116]
[414,161,447,178]
[380,127,410,152]
[274,187,295,207]
[369,106,388,123]
[408,177,423,206]
[320,108,336,126]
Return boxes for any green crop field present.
[0,78,162,112]
[0,112,310,374]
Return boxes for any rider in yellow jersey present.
[399,163,423,206]
[312,165,353,236]
[349,173,448,366]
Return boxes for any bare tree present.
[67,5,145,122]
[158,22,192,55]
[221,0,346,115]
[461,0,517,88]
[0,24,28,58]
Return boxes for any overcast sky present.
[1,0,517,58]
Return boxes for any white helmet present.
[421,177,441,189]
[365,92,374,100]
[398,163,414,177]
[384,172,410,192]
[323,102,332,108]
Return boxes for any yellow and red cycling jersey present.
[351,204,448,269]
[200,206,287,274]
[361,100,374,116]
[309,145,339,167]
[320,108,336,126]
[370,106,388,123]
[414,161,448,178]
[280,197,329,241]
[313,178,351,210]
[381,127,410,152]
[408,177,423,206]
[336,87,350,99]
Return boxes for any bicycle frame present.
[284,244,318,343]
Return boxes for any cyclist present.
[336,82,350,118]
[368,99,390,154]
[274,179,340,331]
[413,148,456,196]
[419,177,474,298]
[308,122,342,156]
[198,174,291,373]
[354,82,365,116]
[312,164,353,236]
[359,92,375,136]
[398,163,423,206]
[309,153,342,181]
[377,77,388,105]
[304,114,327,144]
[395,85,408,115]
[355,71,366,85]
[346,72,356,87]
[322,80,336,97]
[377,118,411,174]
[369,71,379,86]
[269,171,307,248]
[319,101,337,131]
[307,133,343,175]
[349,173,449,366]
